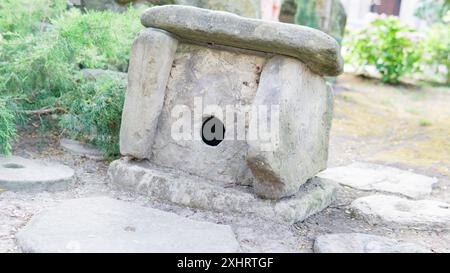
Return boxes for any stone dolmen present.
[108,5,343,223]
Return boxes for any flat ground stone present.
[108,158,337,224]
[60,138,102,160]
[16,197,240,253]
[0,156,74,192]
[314,233,431,253]
[318,162,437,199]
[351,195,450,230]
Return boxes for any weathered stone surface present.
[177,0,260,18]
[120,28,178,158]
[108,158,337,224]
[81,68,127,82]
[248,56,333,199]
[0,156,74,192]
[60,138,103,160]
[150,43,265,185]
[314,233,431,253]
[351,195,450,230]
[141,5,343,76]
[16,197,239,253]
[318,162,438,199]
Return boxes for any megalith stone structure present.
[108,5,343,223]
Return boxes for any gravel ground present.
[1,126,448,253]
[1,75,449,253]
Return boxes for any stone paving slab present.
[16,197,240,253]
[318,162,437,199]
[0,156,74,192]
[60,138,102,160]
[351,195,450,231]
[314,233,431,253]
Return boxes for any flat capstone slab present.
[0,156,74,192]
[60,138,103,160]
[351,195,450,231]
[314,233,431,253]
[318,162,437,199]
[16,197,240,253]
[140,5,343,76]
[108,158,337,224]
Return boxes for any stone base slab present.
[108,158,337,224]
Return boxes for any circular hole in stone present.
[2,163,26,169]
[201,116,225,147]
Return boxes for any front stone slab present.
[108,158,337,224]
[150,43,266,184]
[16,197,240,253]
[0,156,74,192]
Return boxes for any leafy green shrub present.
[0,0,67,38]
[54,8,144,72]
[345,17,422,84]
[0,96,18,155]
[60,76,126,159]
[421,22,450,84]
[0,3,145,157]
[0,32,80,109]
[0,7,143,101]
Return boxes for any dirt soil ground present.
[1,74,449,253]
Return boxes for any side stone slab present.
[120,28,178,158]
[108,158,337,224]
[248,56,333,199]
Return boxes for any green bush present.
[54,8,144,72]
[0,0,67,38]
[0,96,18,155]
[421,22,450,84]
[0,2,145,157]
[0,32,80,109]
[345,17,421,84]
[60,76,126,159]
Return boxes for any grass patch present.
[334,75,450,176]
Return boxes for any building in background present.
[341,0,427,30]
